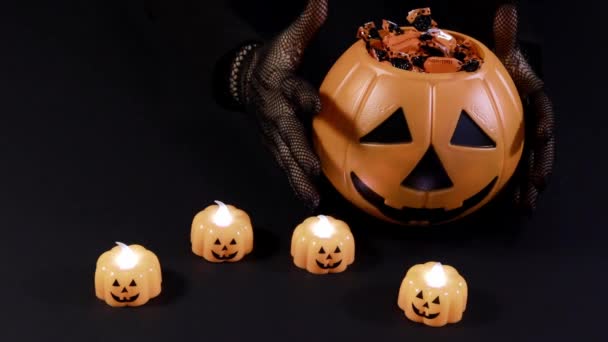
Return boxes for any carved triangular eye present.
[432,296,440,304]
[129,280,137,287]
[360,108,413,144]
[319,247,326,254]
[214,238,221,245]
[334,246,341,253]
[416,291,423,299]
[230,239,237,245]
[112,280,120,287]
[450,110,496,148]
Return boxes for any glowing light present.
[212,200,233,227]
[115,242,138,270]
[311,215,335,238]
[424,262,447,288]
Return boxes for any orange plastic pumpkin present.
[313,30,524,225]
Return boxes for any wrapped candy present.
[356,7,483,73]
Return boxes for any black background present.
[1,0,606,340]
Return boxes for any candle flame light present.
[212,200,233,227]
[311,215,335,238]
[424,262,447,288]
[115,242,138,270]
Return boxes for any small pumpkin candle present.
[95,242,162,307]
[291,215,355,274]
[191,200,253,263]
[397,261,468,327]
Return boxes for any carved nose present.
[326,254,332,260]
[222,245,228,251]
[423,302,429,308]
[402,146,453,191]
[121,287,128,293]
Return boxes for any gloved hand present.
[213,0,328,209]
[493,4,556,213]
[215,1,555,214]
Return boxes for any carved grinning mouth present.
[315,259,342,269]
[351,172,497,224]
[411,303,440,319]
[111,293,140,303]
[212,251,238,260]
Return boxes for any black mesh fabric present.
[215,1,555,215]
[493,4,555,213]
[217,0,328,209]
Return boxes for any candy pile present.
[357,8,483,73]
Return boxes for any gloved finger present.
[527,91,555,191]
[259,120,287,170]
[509,49,545,96]
[268,130,321,209]
[531,136,555,192]
[283,75,322,117]
[274,112,321,177]
[493,4,518,59]
[516,148,537,213]
[263,0,329,72]
[533,91,555,143]
[522,180,539,212]
[493,4,545,95]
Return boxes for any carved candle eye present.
[291,215,355,275]
[191,201,254,263]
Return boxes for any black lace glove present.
[493,4,556,213]
[213,0,328,209]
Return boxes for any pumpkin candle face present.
[95,242,162,307]
[191,201,253,263]
[291,215,355,274]
[397,262,467,327]
[313,30,524,225]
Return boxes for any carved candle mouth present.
[111,293,140,303]
[315,259,342,269]
[212,251,238,260]
[351,172,497,224]
[411,303,440,319]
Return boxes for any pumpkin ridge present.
[314,29,522,224]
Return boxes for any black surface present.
[1,0,607,341]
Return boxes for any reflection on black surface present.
[249,227,281,261]
[149,269,188,306]
[341,279,406,327]
[21,267,92,307]
[462,286,501,326]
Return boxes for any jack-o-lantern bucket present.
[313,30,524,225]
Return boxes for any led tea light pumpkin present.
[191,200,253,263]
[397,261,467,327]
[291,215,355,274]
[94,242,162,307]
